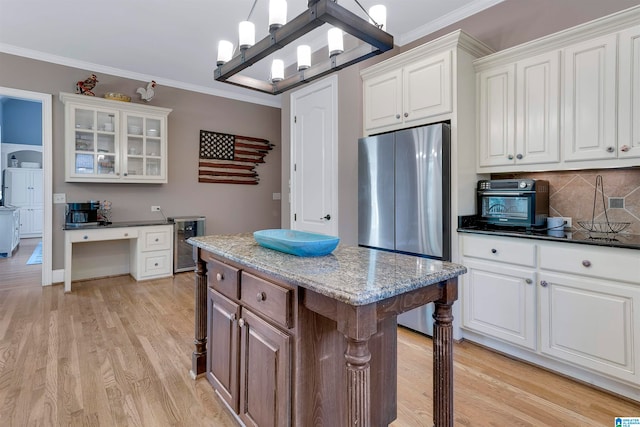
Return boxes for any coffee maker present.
[65,201,100,227]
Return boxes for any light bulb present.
[239,21,255,50]
[269,0,287,33]
[297,45,311,71]
[369,5,386,30]
[217,40,233,66]
[327,28,344,57]
[271,59,284,82]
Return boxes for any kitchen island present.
[188,233,467,427]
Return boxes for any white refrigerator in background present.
[358,122,451,336]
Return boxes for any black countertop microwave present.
[476,179,549,228]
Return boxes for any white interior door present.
[290,76,338,236]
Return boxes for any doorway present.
[0,86,52,287]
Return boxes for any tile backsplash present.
[493,168,640,235]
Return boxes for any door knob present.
[321,214,331,220]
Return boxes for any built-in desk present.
[63,221,173,292]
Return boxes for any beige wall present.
[1,52,282,270]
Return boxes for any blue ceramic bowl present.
[253,229,340,257]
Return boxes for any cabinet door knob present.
[155,238,159,242]
[216,273,223,281]
[154,262,158,267]
[606,146,615,153]
[525,278,532,284]
[491,248,497,254]
[582,260,591,267]
[83,235,89,240]
[516,153,523,160]
[620,145,631,152]
[395,114,401,119]
[256,292,267,302]
[540,280,548,287]
[238,318,245,328]
[507,154,514,160]
[124,233,128,237]
[404,112,409,118]
[229,313,236,322]
[123,173,128,176]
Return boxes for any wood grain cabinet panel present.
[239,308,291,427]
[207,289,240,412]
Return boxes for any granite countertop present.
[63,220,171,231]
[188,233,467,306]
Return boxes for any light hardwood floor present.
[0,237,41,291]
[0,272,637,426]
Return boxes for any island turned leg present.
[337,303,377,427]
[190,254,208,379]
[432,278,458,427]
[345,338,372,427]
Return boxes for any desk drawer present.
[206,256,240,300]
[139,250,172,278]
[241,272,293,329]
[140,226,172,252]
[68,228,138,243]
[462,234,536,267]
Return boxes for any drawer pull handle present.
[540,280,548,287]
[256,292,267,302]
[216,273,223,281]
[83,235,89,240]
[238,318,245,328]
[491,248,497,254]
[525,278,532,284]
[582,260,591,267]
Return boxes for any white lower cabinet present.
[462,258,536,350]
[460,233,640,397]
[538,271,640,384]
[130,225,173,280]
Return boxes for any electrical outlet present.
[561,217,572,228]
[151,206,161,212]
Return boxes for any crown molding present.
[0,44,282,108]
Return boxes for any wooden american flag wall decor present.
[198,130,273,185]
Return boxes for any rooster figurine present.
[76,74,98,96]
[136,80,156,102]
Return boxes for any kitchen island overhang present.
[188,233,466,427]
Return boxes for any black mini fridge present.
[168,216,206,273]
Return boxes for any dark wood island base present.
[187,235,465,427]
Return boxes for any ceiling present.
[0,0,637,107]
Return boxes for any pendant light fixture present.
[214,0,393,95]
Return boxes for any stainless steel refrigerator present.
[358,122,450,336]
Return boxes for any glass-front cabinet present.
[60,92,172,183]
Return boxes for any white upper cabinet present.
[474,6,640,172]
[562,34,617,162]
[515,51,560,165]
[478,51,560,168]
[477,64,516,167]
[402,51,452,125]
[60,92,172,183]
[363,69,403,131]
[361,31,485,136]
[618,25,640,159]
[363,51,452,134]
